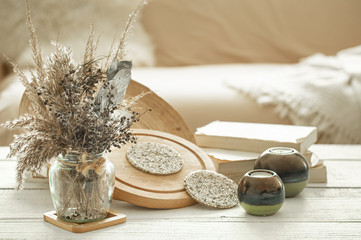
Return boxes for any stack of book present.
[195,121,327,183]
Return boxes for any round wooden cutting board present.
[107,129,215,209]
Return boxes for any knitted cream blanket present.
[225,46,361,144]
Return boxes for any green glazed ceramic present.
[254,147,310,197]
[238,169,285,216]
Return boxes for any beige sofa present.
[1,0,361,145]
[134,0,361,143]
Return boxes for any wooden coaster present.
[108,129,216,209]
[127,142,184,175]
[43,209,126,233]
[184,170,239,209]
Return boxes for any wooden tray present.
[107,129,215,209]
[43,209,126,233]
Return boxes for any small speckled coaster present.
[184,170,238,209]
[127,142,184,175]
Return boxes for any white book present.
[195,121,317,154]
[308,163,327,183]
[204,147,318,175]
[202,148,259,173]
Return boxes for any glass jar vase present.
[49,152,115,223]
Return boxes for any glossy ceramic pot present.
[254,147,310,197]
[238,169,285,216]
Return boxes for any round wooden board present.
[107,129,216,209]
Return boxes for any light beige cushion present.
[0,73,25,146]
[142,0,361,66]
[0,0,155,68]
[132,64,292,131]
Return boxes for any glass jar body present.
[49,152,115,223]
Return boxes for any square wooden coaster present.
[43,209,126,233]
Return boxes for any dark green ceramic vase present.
[254,147,310,197]
[238,169,285,216]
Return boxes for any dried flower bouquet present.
[2,1,147,194]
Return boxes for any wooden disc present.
[107,129,215,209]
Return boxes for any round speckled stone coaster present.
[184,170,238,209]
[126,142,184,175]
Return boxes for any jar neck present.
[59,152,104,164]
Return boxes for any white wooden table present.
[1,145,361,239]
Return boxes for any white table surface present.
[0,144,361,239]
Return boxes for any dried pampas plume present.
[1,0,148,189]
[113,0,146,62]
